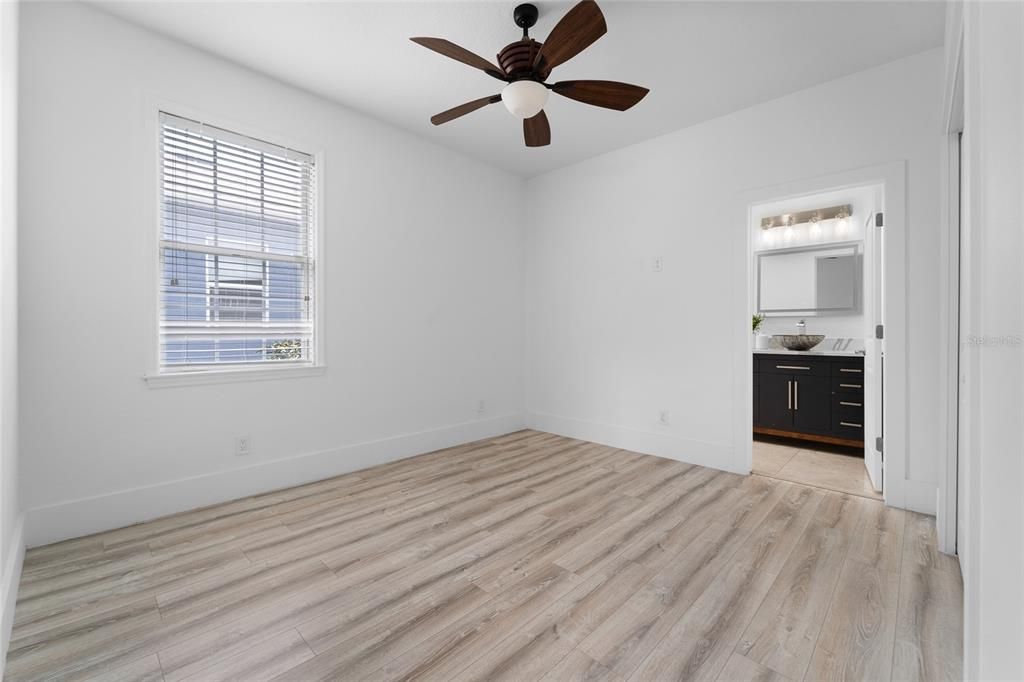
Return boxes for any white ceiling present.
[95,1,945,177]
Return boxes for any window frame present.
[144,105,325,388]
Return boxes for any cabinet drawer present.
[832,399,864,424]
[831,376,864,393]
[831,360,865,377]
[832,413,865,439]
[757,357,829,376]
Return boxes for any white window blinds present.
[159,112,317,372]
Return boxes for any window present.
[158,113,317,374]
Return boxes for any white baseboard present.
[527,411,740,474]
[1,513,25,680]
[24,413,525,548]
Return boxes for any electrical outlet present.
[477,399,486,414]
[653,256,664,272]
[235,436,251,456]
[658,410,670,425]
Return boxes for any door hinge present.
[875,324,884,339]
[876,436,884,455]
[875,212,884,227]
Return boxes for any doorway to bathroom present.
[746,180,886,501]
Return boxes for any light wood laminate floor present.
[6,431,962,682]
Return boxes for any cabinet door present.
[757,373,793,429]
[753,374,759,425]
[792,375,831,434]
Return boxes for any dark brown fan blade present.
[551,80,649,111]
[533,0,607,75]
[410,37,507,81]
[523,111,551,147]
[431,95,502,126]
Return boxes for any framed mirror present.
[757,243,861,315]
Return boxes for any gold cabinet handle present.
[840,421,863,428]
[839,383,862,389]
[840,368,863,373]
[777,365,811,371]
[787,380,792,410]
[839,401,862,407]
[794,381,799,411]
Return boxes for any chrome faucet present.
[796,319,806,334]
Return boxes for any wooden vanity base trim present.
[753,426,864,449]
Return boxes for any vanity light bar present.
[760,204,852,230]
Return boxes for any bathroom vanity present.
[753,350,864,447]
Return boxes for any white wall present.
[17,2,525,546]
[0,0,23,672]
[14,4,950,548]
[524,49,943,509]
[956,1,1024,677]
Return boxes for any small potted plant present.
[752,314,770,349]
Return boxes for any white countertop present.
[753,348,865,357]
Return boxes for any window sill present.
[144,365,326,389]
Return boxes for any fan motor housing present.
[498,39,542,80]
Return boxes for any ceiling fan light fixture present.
[412,0,646,148]
[501,80,549,119]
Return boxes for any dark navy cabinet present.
[753,353,864,447]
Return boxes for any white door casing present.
[863,202,885,492]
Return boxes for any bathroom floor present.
[752,436,882,500]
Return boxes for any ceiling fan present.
[411,0,649,148]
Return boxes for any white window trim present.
[143,101,326,388]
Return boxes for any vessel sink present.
[772,334,826,351]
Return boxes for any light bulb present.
[501,80,549,119]
[836,216,849,235]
